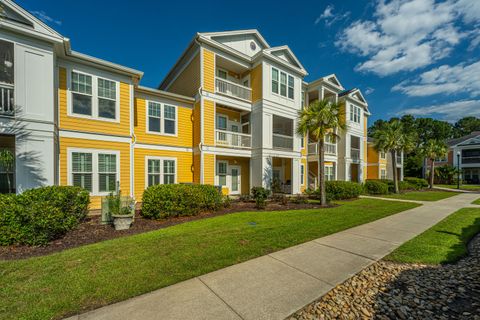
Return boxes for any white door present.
[230,165,241,195]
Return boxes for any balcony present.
[0,84,14,116]
[462,156,480,164]
[215,130,251,149]
[215,78,252,102]
[308,142,337,155]
[351,148,360,162]
[273,133,293,150]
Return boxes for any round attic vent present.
[250,41,256,51]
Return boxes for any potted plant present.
[105,191,135,230]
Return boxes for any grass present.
[386,208,480,265]
[437,184,480,191]
[0,199,419,320]
[375,190,460,201]
[472,198,480,205]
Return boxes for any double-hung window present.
[272,68,279,94]
[98,78,116,119]
[147,101,177,135]
[380,169,387,180]
[288,75,294,99]
[146,158,176,187]
[280,71,287,96]
[325,166,335,181]
[380,151,386,159]
[350,105,361,123]
[72,72,93,116]
[71,71,118,120]
[70,150,119,195]
[300,164,305,185]
[218,161,227,186]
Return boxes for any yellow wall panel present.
[203,49,215,93]
[134,97,193,147]
[216,106,240,122]
[251,64,262,103]
[193,101,201,146]
[203,153,215,185]
[203,99,215,146]
[193,153,201,183]
[367,165,379,180]
[59,137,130,209]
[133,148,193,201]
[58,68,131,136]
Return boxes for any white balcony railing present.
[215,78,252,102]
[351,148,360,161]
[0,84,14,115]
[215,130,251,148]
[308,142,336,156]
[273,133,293,150]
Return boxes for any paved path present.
[66,193,479,320]
[433,186,477,193]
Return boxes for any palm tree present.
[0,149,15,193]
[372,120,414,193]
[421,140,448,189]
[297,98,346,205]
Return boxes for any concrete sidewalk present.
[66,193,479,320]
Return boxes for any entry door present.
[230,165,241,195]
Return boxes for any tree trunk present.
[391,150,399,193]
[318,139,326,205]
[6,173,11,193]
[429,160,435,189]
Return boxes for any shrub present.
[399,181,415,191]
[223,196,232,208]
[364,180,389,195]
[141,184,223,219]
[404,177,428,190]
[251,187,270,209]
[291,194,308,204]
[323,181,363,201]
[0,186,90,246]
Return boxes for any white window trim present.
[144,156,178,188]
[380,151,386,159]
[67,148,121,196]
[67,69,120,123]
[271,67,295,101]
[145,100,178,137]
[300,163,305,186]
[349,104,361,125]
[216,113,228,130]
[380,168,387,180]
[216,160,229,187]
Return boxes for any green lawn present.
[472,198,480,205]
[377,190,460,201]
[437,184,480,191]
[0,199,419,320]
[386,208,480,265]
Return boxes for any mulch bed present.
[0,200,328,261]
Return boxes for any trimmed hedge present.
[141,184,223,219]
[404,177,429,190]
[0,186,90,246]
[325,181,363,201]
[364,180,389,195]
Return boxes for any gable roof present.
[263,45,305,71]
[447,131,480,147]
[198,29,270,49]
[307,74,344,91]
[339,88,370,115]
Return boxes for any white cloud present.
[31,10,62,25]
[393,60,480,97]
[335,0,478,76]
[315,5,350,27]
[400,99,480,122]
[365,87,375,95]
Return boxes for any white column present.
[292,158,300,194]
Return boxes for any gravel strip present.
[290,235,480,320]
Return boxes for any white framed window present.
[380,151,386,159]
[288,75,294,99]
[146,101,177,136]
[380,168,387,180]
[280,71,287,96]
[68,148,120,195]
[325,165,335,181]
[217,161,228,186]
[216,114,228,131]
[272,68,279,94]
[217,68,227,80]
[69,70,119,121]
[146,157,177,187]
[300,164,305,185]
[350,105,361,124]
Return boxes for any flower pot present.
[112,214,134,231]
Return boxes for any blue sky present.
[18,0,480,123]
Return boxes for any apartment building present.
[0,0,375,208]
[367,138,404,181]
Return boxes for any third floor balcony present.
[215,77,251,102]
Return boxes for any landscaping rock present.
[290,234,480,320]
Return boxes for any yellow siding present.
[301,158,307,193]
[58,67,131,136]
[133,148,193,201]
[203,49,215,93]
[367,144,379,163]
[59,137,130,210]
[193,153,201,184]
[203,99,215,146]
[193,101,201,146]
[168,53,201,97]
[203,153,215,185]
[251,64,262,103]
[134,97,193,147]
[216,106,240,122]
[367,165,379,180]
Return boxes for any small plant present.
[364,180,389,195]
[291,194,308,204]
[251,186,270,209]
[280,194,288,205]
[271,178,282,194]
[0,149,14,193]
[223,195,232,208]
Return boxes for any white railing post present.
[0,84,14,115]
[215,78,252,101]
[215,130,251,148]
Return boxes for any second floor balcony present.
[351,148,360,162]
[273,133,293,150]
[215,77,252,102]
[0,83,14,116]
[215,129,251,149]
[308,142,336,156]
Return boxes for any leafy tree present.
[371,120,415,193]
[453,116,480,137]
[0,149,15,193]
[297,99,346,205]
[421,140,448,188]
